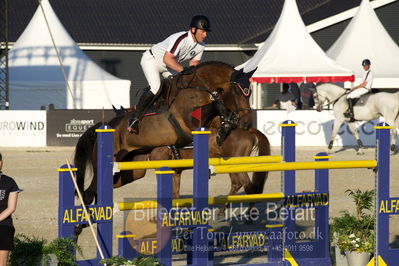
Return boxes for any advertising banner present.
[47,110,115,146]
[0,111,46,147]
[256,110,384,146]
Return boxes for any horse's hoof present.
[357,140,364,149]
[356,150,365,155]
[391,144,396,152]
[328,141,333,150]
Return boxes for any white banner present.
[256,110,384,146]
[0,111,46,147]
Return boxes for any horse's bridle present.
[314,88,331,110]
[233,82,252,97]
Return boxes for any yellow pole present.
[114,155,282,171]
[211,160,377,174]
[118,192,284,211]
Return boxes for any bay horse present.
[74,61,256,206]
[114,127,271,201]
[111,61,255,159]
[314,83,399,154]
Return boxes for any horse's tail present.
[73,122,102,196]
[249,128,271,194]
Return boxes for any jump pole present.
[114,155,282,171]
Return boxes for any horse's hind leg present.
[347,122,364,155]
[239,172,264,224]
[218,173,243,214]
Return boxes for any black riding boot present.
[128,90,155,134]
[344,98,355,121]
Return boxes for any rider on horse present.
[344,59,374,121]
[128,15,212,133]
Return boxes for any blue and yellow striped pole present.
[314,152,330,262]
[156,167,174,266]
[281,120,296,259]
[58,165,77,239]
[96,125,115,259]
[374,123,394,266]
[189,128,211,265]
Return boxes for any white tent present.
[327,0,399,89]
[5,0,131,109]
[242,0,354,84]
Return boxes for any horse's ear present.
[112,105,118,114]
[245,67,257,79]
[231,68,244,82]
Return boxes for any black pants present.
[0,225,15,250]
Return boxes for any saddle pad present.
[355,93,372,106]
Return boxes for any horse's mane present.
[196,61,234,70]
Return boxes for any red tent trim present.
[250,75,355,84]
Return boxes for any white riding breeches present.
[347,88,369,99]
[140,50,172,94]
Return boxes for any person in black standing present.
[0,153,20,266]
[289,82,303,110]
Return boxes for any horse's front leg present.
[384,118,398,152]
[328,118,345,152]
[347,122,364,154]
[390,127,397,153]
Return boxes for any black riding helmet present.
[362,59,371,66]
[190,15,211,32]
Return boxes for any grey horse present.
[314,83,399,154]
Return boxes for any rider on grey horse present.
[344,59,374,121]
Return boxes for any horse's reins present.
[178,71,218,100]
[170,69,251,135]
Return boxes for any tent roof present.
[242,0,354,84]
[327,0,399,88]
[8,0,127,82]
[5,0,130,109]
